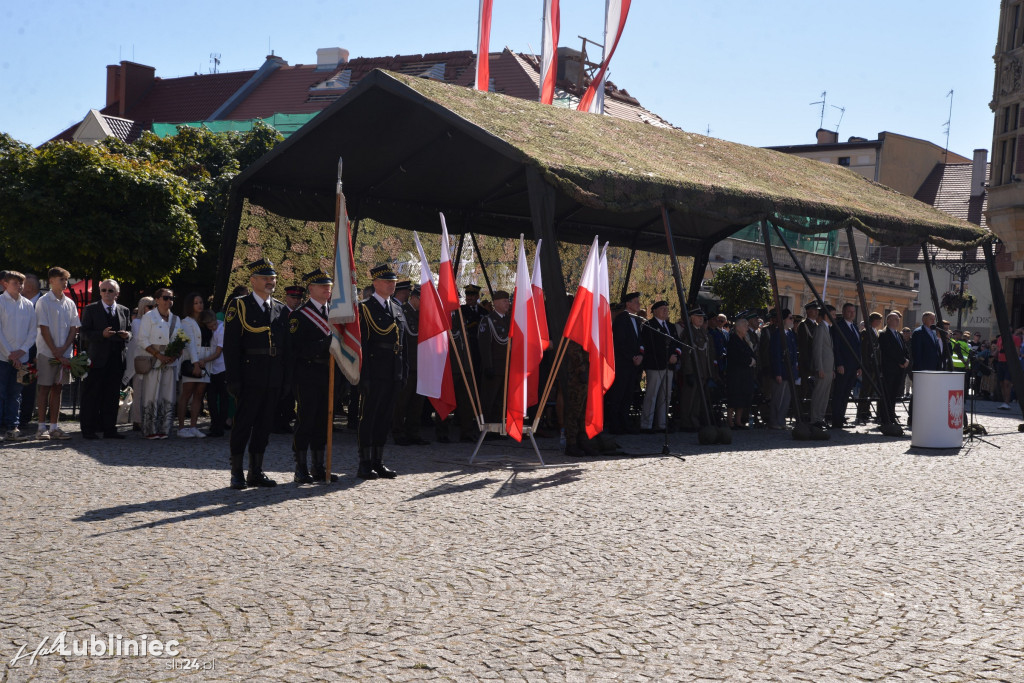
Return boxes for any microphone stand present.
[632,315,692,459]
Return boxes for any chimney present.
[316,47,350,71]
[971,149,988,197]
[105,64,121,109]
[816,128,838,144]
[116,61,156,116]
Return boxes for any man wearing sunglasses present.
[79,279,131,439]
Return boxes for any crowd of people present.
[1,263,1023,477]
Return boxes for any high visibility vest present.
[951,339,969,370]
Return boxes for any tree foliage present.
[0,133,201,285]
[707,258,772,317]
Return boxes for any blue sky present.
[1,1,1000,157]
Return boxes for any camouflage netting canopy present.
[217,68,992,305]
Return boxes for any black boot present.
[246,452,277,487]
[371,446,397,479]
[293,448,313,484]
[230,452,247,489]
[357,447,378,480]
[310,449,338,483]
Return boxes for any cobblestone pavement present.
[2,399,1024,682]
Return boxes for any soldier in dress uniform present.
[677,307,716,430]
[392,284,428,446]
[223,258,289,489]
[796,301,820,406]
[461,284,485,379]
[274,284,305,434]
[287,269,338,484]
[477,290,511,423]
[357,264,408,480]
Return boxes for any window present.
[1004,106,1012,134]
[838,156,851,167]
[1010,4,1022,50]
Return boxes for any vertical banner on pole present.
[577,0,632,114]
[540,0,560,104]
[475,0,494,91]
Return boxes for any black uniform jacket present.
[223,293,289,389]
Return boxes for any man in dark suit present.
[604,292,644,434]
[796,302,819,405]
[79,279,132,439]
[911,311,942,373]
[830,302,862,428]
[878,311,910,423]
[223,258,290,489]
[358,264,408,479]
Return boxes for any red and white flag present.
[562,236,613,437]
[597,243,615,391]
[328,160,362,384]
[413,232,456,421]
[531,239,550,351]
[577,0,632,114]
[438,213,460,317]
[475,0,494,91]
[506,237,544,442]
[539,0,560,104]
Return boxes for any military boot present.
[310,449,339,483]
[371,446,397,479]
[230,452,247,489]
[293,448,313,484]
[246,452,277,487]
[357,447,378,480]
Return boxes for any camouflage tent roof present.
[226,69,991,264]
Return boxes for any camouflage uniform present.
[562,341,589,449]
[678,325,716,429]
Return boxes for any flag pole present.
[502,311,512,436]
[325,156,344,483]
[531,335,569,432]
[448,330,481,420]
[457,309,485,426]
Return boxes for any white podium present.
[911,371,965,448]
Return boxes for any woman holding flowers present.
[176,292,211,438]
[137,288,182,439]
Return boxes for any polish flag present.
[413,232,456,421]
[539,0,560,104]
[597,243,615,391]
[577,0,632,114]
[475,0,494,92]
[506,237,543,442]
[438,213,460,317]
[531,240,550,351]
[562,236,613,437]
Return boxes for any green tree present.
[707,259,772,317]
[0,135,201,290]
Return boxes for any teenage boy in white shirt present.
[34,267,80,439]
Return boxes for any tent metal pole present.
[983,240,1024,422]
[845,225,896,429]
[619,231,641,303]
[689,245,711,310]
[759,219,804,426]
[469,231,494,296]
[921,242,944,316]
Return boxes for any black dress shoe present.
[82,432,100,440]
[246,472,277,487]
[312,471,339,483]
[103,433,126,440]
[373,464,398,479]
[230,474,247,490]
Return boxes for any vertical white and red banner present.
[529,240,550,406]
[506,237,543,442]
[597,243,615,391]
[438,213,460,317]
[328,163,362,384]
[475,0,494,91]
[413,232,456,421]
[539,0,560,104]
[562,236,614,437]
[577,0,632,114]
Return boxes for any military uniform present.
[477,307,510,423]
[223,259,289,488]
[562,340,596,455]
[392,288,427,445]
[287,270,336,484]
[461,285,485,379]
[358,264,408,479]
[274,284,305,433]
[678,314,716,430]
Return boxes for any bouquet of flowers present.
[16,362,37,386]
[164,328,190,359]
[49,352,91,381]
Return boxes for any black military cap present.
[411,285,421,297]
[492,290,510,301]
[689,307,707,317]
[369,264,398,281]
[301,268,334,286]
[246,258,277,277]
[651,300,669,311]
[464,284,482,294]
[804,301,819,311]
[623,292,640,304]
[395,280,412,292]
[284,285,306,297]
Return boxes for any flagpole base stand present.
[469,422,545,466]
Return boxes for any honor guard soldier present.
[392,283,428,445]
[274,284,305,434]
[287,269,338,484]
[358,264,408,479]
[223,258,289,489]
[461,284,485,377]
[477,290,511,423]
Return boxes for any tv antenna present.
[209,53,221,74]
[943,89,954,163]
[810,91,827,128]
[705,124,712,136]
[832,104,846,137]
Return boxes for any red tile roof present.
[123,70,256,125]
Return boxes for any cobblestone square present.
[2,403,1023,681]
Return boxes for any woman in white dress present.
[124,296,155,429]
[176,293,211,438]
[137,288,180,439]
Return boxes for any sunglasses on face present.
[100,288,117,293]
[146,304,156,310]
[161,296,175,301]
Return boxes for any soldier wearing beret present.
[222,258,289,489]
[357,264,408,479]
[477,290,511,423]
[392,284,428,446]
[287,269,338,484]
